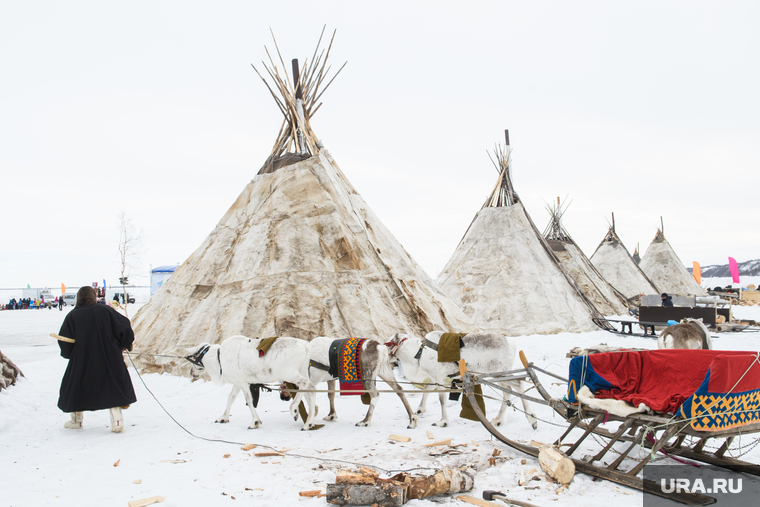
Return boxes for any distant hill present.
[687,259,760,277]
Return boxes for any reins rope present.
[124,351,449,475]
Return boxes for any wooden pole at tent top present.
[504,129,510,146]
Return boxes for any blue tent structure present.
[150,265,178,296]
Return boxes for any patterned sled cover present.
[567,350,760,431]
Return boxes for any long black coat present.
[58,303,137,412]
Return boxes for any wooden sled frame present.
[462,351,760,505]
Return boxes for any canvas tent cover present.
[132,151,476,374]
[639,230,706,296]
[543,201,629,317]
[591,228,659,299]
[438,202,598,336]
[549,241,629,316]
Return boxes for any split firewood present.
[299,490,322,497]
[530,439,547,448]
[389,434,411,443]
[335,470,377,485]
[538,444,575,485]
[223,454,231,458]
[518,464,526,486]
[359,467,380,478]
[423,439,452,447]
[456,495,500,507]
[127,496,166,507]
[254,452,283,457]
[241,443,257,451]
[427,431,434,439]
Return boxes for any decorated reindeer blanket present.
[328,337,367,396]
[568,350,760,430]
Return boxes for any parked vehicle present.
[60,294,77,307]
[112,292,136,304]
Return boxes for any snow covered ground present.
[1,305,759,506]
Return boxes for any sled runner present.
[462,350,760,505]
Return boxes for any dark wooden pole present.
[291,59,303,100]
[504,129,510,146]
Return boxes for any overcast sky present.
[1,2,758,289]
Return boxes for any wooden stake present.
[50,333,75,343]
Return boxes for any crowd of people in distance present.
[3,296,62,310]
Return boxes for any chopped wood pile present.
[326,467,475,506]
[0,350,23,391]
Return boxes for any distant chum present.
[542,198,629,316]
[590,214,659,299]
[639,225,707,297]
[436,131,604,337]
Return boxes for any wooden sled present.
[462,351,760,505]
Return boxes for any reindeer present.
[658,318,713,350]
[185,335,317,430]
[306,337,418,429]
[387,332,538,429]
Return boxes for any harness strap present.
[309,360,331,375]
[414,343,426,360]
[423,338,439,351]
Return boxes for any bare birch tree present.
[117,212,144,318]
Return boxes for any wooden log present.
[538,445,575,485]
[335,470,377,485]
[403,469,474,499]
[326,482,407,506]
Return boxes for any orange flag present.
[692,262,701,285]
[61,283,66,294]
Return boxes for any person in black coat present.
[661,293,674,307]
[57,286,137,432]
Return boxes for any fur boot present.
[110,407,124,433]
[64,412,84,429]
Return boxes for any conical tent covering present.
[437,133,603,336]
[590,219,659,299]
[639,228,706,296]
[543,199,629,316]
[131,30,476,374]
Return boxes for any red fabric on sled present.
[590,350,756,414]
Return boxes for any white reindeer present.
[185,335,317,430]
[658,318,713,350]
[388,331,538,429]
[306,337,418,429]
